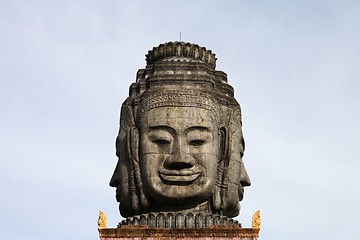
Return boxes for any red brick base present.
[99,225,260,240]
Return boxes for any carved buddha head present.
[110,42,250,218]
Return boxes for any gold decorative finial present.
[252,210,261,228]
[98,210,107,229]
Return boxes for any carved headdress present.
[110,42,250,218]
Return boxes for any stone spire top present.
[131,42,233,101]
[145,42,217,69]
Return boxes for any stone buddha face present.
[110,42,253,220]
[139,106,220,209]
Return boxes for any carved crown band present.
[137,90,222,125]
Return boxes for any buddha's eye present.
[152,139,171,146]
[189,139,206,147]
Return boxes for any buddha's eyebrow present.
[148,125,175,134]
[185,126,211,133]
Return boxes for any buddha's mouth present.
[159,170,201,183]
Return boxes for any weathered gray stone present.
[110,42,251,224]
[117,212,241,229]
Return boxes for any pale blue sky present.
[1,1,359,239]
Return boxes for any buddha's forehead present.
[143,107,217,130]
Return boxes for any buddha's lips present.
[159,170,201,182]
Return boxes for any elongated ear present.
[212,126,228,213]
[219,126,231,213]
[129,126,149,210]
[128,127,141,213]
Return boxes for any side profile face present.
[139,106,220,207]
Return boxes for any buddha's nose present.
[240,160,251,187]
[163,141,195,170]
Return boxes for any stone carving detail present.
[146,42,217,69]
[119,212,241,229]
[137,90,221,124]
[110,42,251,226]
